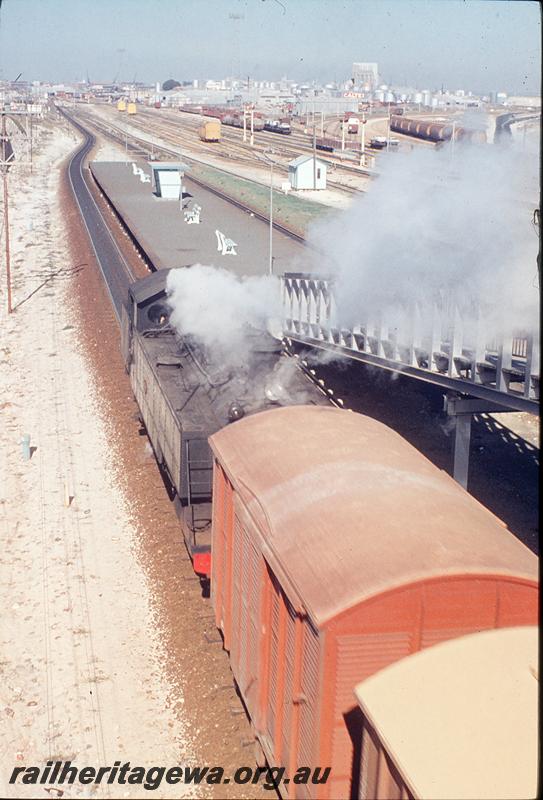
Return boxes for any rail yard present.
[0,7,540,798]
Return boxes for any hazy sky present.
[0,0,540,94]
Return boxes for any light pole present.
[387,102,391,149]
[260,150,278,275]
[269,158,274,274]
[360,114,366,167]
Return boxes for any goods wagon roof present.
[354,626,539,800]
[209,406,537,625]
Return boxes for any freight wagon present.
[354,626,538,799]
[347,116,360,134]
[209,405,538,799]
[315,137,363,153]
[264,119,292,135]
[121,271,332,576]
[198,119,221,142]
[179,105,266,131]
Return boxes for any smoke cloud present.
[166,264,281,366]
[306,134,540,342]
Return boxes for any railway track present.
[60,108,135,321]
[122,109,364,195]
[163,107,375,179]
[66,108,320,246]
[89,103,372,188]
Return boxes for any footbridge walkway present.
[281,272,539,487]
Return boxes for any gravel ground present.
[0,121,199,798]
[0,116,271,799]
[58,123,271,799]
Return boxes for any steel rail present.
[72,109,311,246]
[60,107,136,321]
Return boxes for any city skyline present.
[0,0,540,95]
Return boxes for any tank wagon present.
[209,405,538,799]
[120,271,331,576]
[390,115,487,144]
[354,626,538,799]
[198,119,221,142]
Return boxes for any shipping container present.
[209,405,538,800]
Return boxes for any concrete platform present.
[89,161,312,277]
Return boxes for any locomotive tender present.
[120,269,330,576]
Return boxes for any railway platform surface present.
[90,160,313,276]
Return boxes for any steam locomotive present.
[120,272,537,800]
[120,269,331,575]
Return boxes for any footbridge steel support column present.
[444,395,513,490]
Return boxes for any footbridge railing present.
[281,272,539,415]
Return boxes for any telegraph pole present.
[387,102,391,150]
[269,157,274,275]
[313,117,317,190]
[1,107,35,314]
[1,113,13,314]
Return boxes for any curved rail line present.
[69,108,311,246]
[60,107,135,321]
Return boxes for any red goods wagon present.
[209,406,538,800]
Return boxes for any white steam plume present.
[306,135,540,341]
[166,265,280,366]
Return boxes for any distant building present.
[351,62,379,91]
[288,155,327,190]
[506,95,541,108]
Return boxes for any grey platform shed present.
[148,161,189,199]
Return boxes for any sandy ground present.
[0,119,198,797]
[76,104,363,208]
